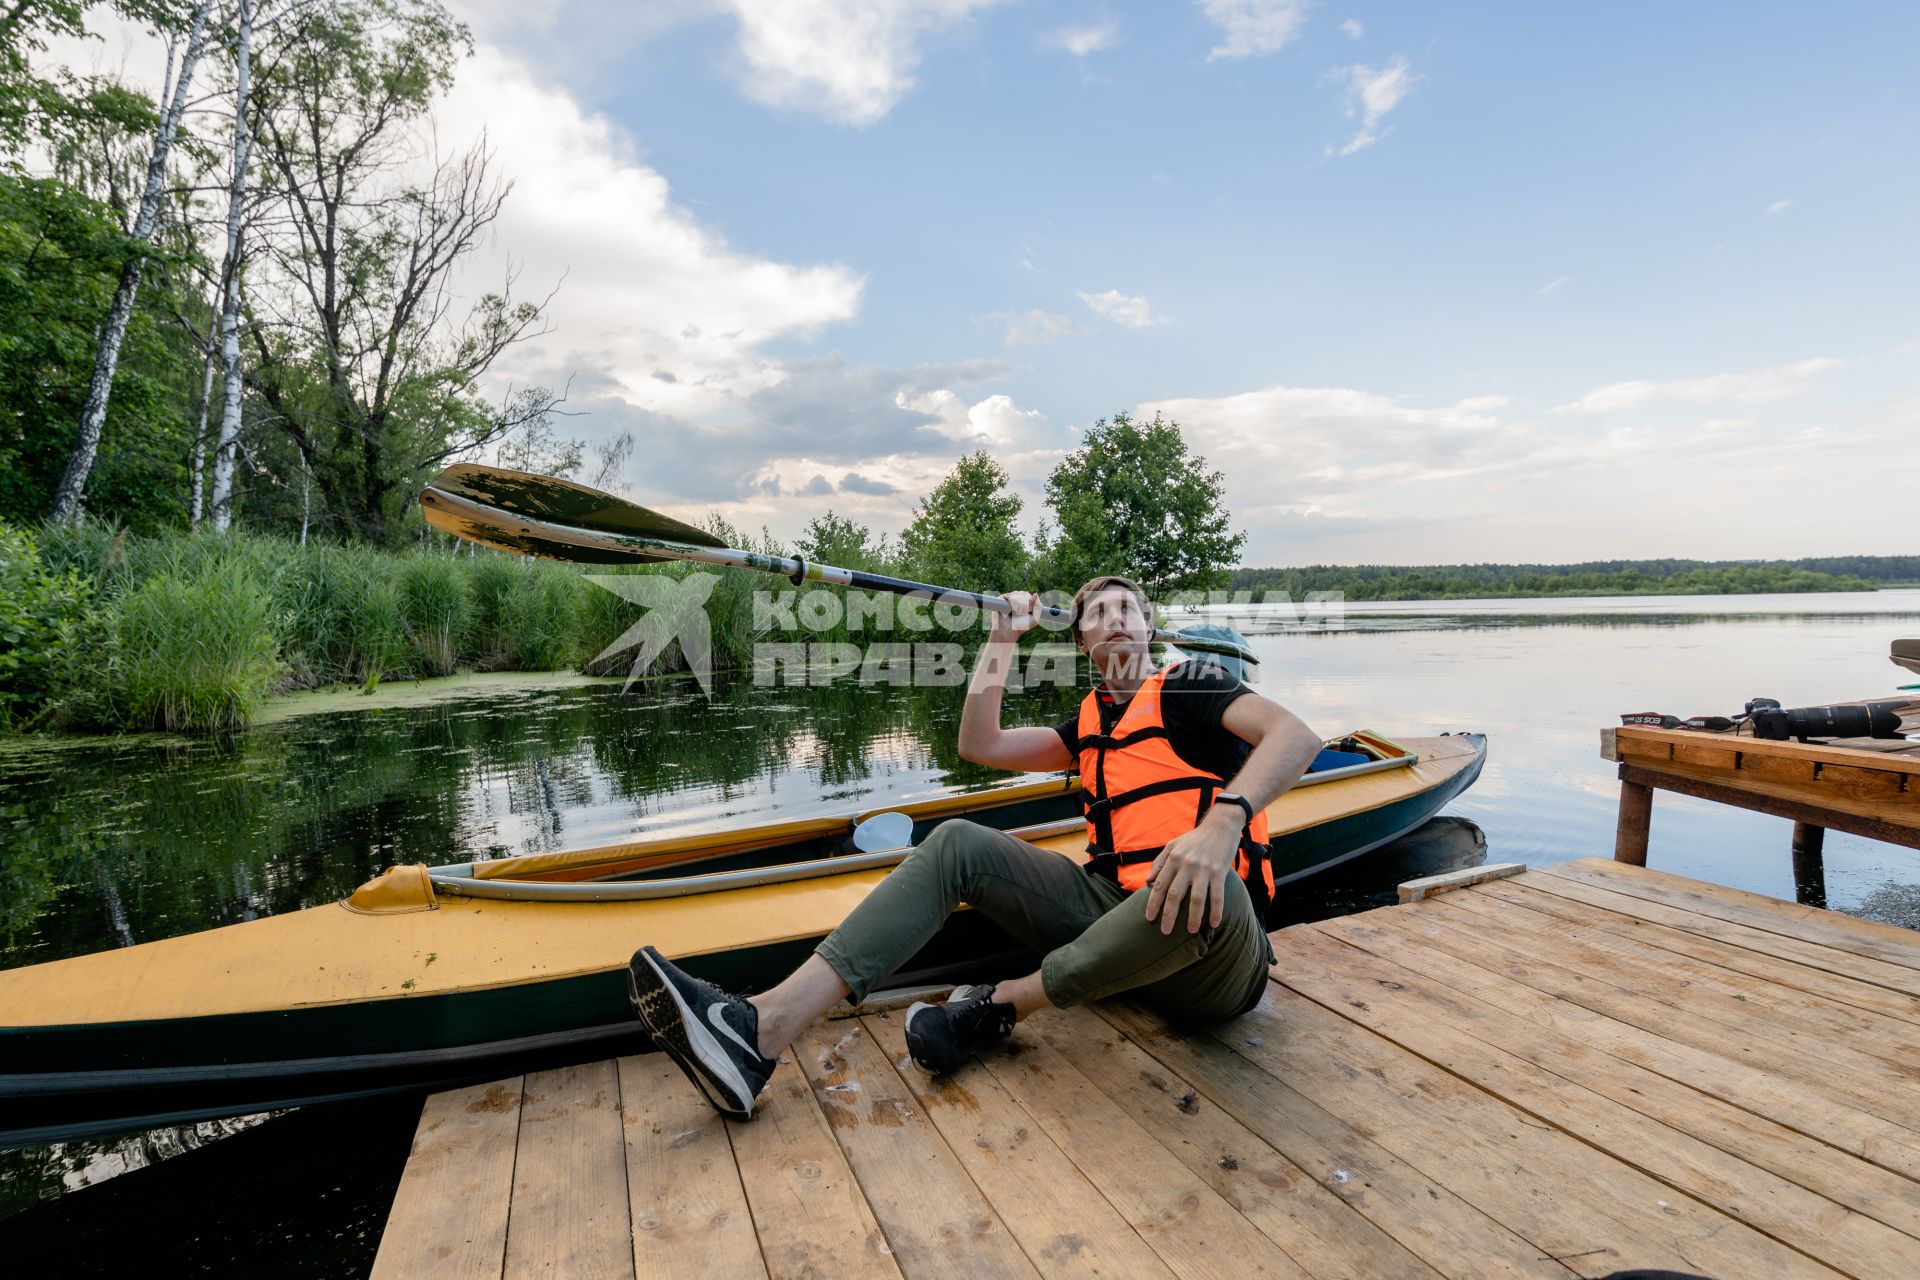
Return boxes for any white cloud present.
[1142,385,1515,509]
[1078,288,1158,328]
[1554,357,1845,414]
[1332,56,1418,156]
[1131,376,1905,563]
[436,46,865,424]
[1537,275,1570,296]
[1046,22,1120,57]
[717,0,1004,126]
[987,309,1089,346]
[1339,18,1363,39]
[1199,0,1313,60]
[1766,198,1792,215]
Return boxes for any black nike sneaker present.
[627,946,778,1119]
[903,984,1017,1075]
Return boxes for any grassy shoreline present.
[3,520,1906,737]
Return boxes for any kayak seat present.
[1308,748,1371,773]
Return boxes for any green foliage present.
[398,553,470,676]
[1039,411,1244,598]
[0,521,89,726]
[901,452,1029,591]
[0,1,95,162]
[796,511,898,572]
[497,561,583,670]
[1229,560,1889,601]
[0,174,199,530]
[87,558,284,733]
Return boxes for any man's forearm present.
[956,635,1018,761]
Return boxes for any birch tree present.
[49,0,218,523]
[206,0,249,530]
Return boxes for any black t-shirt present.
[1052,660,1256,783]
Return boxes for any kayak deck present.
[0,736,1482,1029]
[372,859,1920,1279]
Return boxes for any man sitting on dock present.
[627,575,1323,1119]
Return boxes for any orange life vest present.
[1075,668,1274,912]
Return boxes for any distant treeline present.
[1228,556,1920,601]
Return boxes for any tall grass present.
[399,555,471,677]
[97,560,284,733]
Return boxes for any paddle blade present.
[426,464,727,549]
[418,492,673,564]
[1163,622,1259,675]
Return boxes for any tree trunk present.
[209,0,252,533]
[48,0,218,524]
[189,339,217,528]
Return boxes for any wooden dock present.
[1601,700,1920,906]
[371,857,1920,1279]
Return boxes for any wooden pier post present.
[1614,778,1653,866]
[1790,821,1827,908]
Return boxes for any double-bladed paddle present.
[417,463,1258,666]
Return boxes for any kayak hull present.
[0,733,1485,1147]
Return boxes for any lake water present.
[4,589,1918,1273]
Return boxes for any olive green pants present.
[815,819,1274,1022]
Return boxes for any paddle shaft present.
[419,483,1255,662]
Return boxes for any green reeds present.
[96,559,284,733]
[399,554,472,677]
[7,515,991,736]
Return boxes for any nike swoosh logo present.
[707,1001,758,1059]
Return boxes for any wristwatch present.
[1213,792,1255,830]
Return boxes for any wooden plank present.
[1615,735,1672,766]
[1031,1006,1440,1280]
[1287,920,1920,1276]
[1509,869,1920,1000]
[1355,895,1920,1132]
[975,1021,1314,1280]
[504,1061,636,1280]
[1396,862,1525,903]
[1097,1000,1572,1279]
[1671,741,1740,770]
[1614,726,1920,777]
[864,1013,1179,1280]
[372,1078,523,1280]
[1232,970,1846,1279]
[794,1021,1038,1280]
[1318,906,1920,1183]
[1535,860,1920,973]
[1320,905,1920,1242]
[1820,763,1908,801]
[1475,879,1920,1027]
[1433,889,1920,1078]
[1622,757,1920,837]
[618,1055,766,1280]
[725,1054,902,1280]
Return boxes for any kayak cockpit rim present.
[399,732,1437,905]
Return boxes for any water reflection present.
[0,673,1084,969]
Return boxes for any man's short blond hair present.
[1068,575,1151,646]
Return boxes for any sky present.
[55,2,1920,567]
